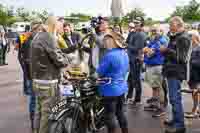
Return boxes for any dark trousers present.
[103,94,128,132]
[2,44,8,64]
[162,78,168,107]
[18,54,29,95]
[127,58,142,102]
[0,48,3,64]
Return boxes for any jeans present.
[18,56,29,95]
[103,94,128,130]
[2,44,8,64]
[162,78,168,107]
[167,78,185,128]
[26,80,36,113]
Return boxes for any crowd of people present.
[9,14,200,133]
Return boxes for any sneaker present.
[144,104,158,111]
[163,119,174,127]
[129,101,142,108]
[126,99,134,105]
[184,112,200,119]
[146,97,158,104]
[152,109,166,117]
[165,127,186,133]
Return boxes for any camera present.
[81,27,92,34]
[90,16,104,28]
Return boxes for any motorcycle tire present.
[66,108,85,133]
[48,114,83,133]
[48,120,65,133]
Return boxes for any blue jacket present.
[144,36,168,65]
[96,48,129,96]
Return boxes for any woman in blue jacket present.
[96,31,129,133]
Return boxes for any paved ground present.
[0,48,200,133]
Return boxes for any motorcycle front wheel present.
[48,110,83,133]
[48,120,65,133]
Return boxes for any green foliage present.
[69,13,91,22]
[124,8,146,22]
[16,7,31,21]
[0,4,16,26]
[121,8,156,26]
[35,10,49,23]
[170,0,200,22]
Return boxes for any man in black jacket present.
[126,17,147,107]
[31,16,69,133]
[161,16,192,133]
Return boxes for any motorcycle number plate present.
[51,99,68,114]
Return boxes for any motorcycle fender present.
[49,108,70,121]
[49,104,83,121]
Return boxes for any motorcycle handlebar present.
[67,77,112,85]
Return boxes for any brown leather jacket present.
[30,32,68,80]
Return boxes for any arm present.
[126,33,131,44]
[176,36,192,64]
[160,37,169,47]
[81,34,95,53]
[162,47,177,60]
[96,54,111,77]
[61,45,77,54]
[43,33,68,68]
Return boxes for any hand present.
[143,47,149,53]
[147,48,154,55]
[160,46,168,53]
[137,54,144,63]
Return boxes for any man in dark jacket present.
[31,16,69,133]
[161,16,192,133]
[126,17,147,107]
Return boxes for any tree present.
[170,0,200,22]
[16,7,31,21]
[7,6,14,17]
[36,10,49,22]
[145,17,157,26]
[0,4,16,26]
[123,8,146,22]
[70,13,91,22]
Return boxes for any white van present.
[11,22,31,33]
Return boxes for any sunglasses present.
[129,26,135,29]
[151,29,157,33]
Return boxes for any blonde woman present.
[31,16,68,133]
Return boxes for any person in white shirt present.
[0,31,8,65]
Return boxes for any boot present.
[121,128,129,133]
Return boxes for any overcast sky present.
[0,0,200,20]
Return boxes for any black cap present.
[133,17,144,27]
[98,16,109,24]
